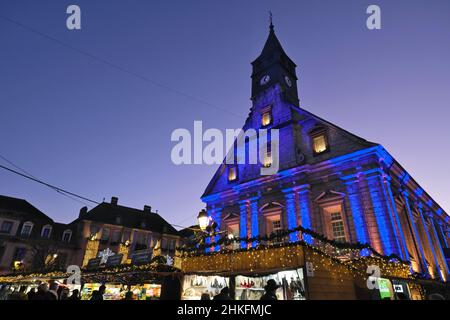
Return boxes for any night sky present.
[1,0,449,227]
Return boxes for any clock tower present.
[251,21,299,106]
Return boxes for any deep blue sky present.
[1,0,449,227]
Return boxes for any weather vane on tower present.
[269,10,274,29]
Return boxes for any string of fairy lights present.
[176,225,415,284]
[0,222,427,286]
[178,224,406,263]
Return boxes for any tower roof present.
[252,22,295,68]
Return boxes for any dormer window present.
[261,106,272,127]
[310,127,329,155]
[62,230,72,243]
[41,225,52,239]
[228,166,237,182]
[21,221,33,237]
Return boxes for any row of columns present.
[347,170,449,280]
[207,172,449,280]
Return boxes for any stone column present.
[205,208,213,253]
[239,200,249,249]
[437,222,449,248]
[426,211,449,280]
[282,188,299,242]
[249,197,259,247]
[417,205,443,280]
[402,191,429,275]
[365,174,400,256]
[344,177,370,245]
[212,207,223,252]
[297,184,313,244]
[382,175,409,261]
[382,175,410,261]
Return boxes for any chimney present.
[143,205,151,213]
[111,197,118,205]
[79,206,88,218]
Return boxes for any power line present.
[0,163,100,205]
[0,154,92,207]
[0,15,246,119]
[0,160,202,231]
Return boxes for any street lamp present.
[197,209,210,232]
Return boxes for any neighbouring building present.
[200,22,450,283]
[70,196,180,268]
[0,195,181,274]
[0,195,77,274]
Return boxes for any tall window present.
[0,221,13,234]
[168,239,176,250]
[263,150,272,168]
[21,222,33,237]
[111,230,121,244]
[41,225,52,239]
[225,222,240,250]
[12,247,27,264]
[265,215,283,235]
[330,212,346,242]
[272,219,282,231]
[122,230,131,243]
[313,135,328,154]
[101,228,110,241]
[310,127,329,155]
[228,166,237,182]
[62,230,72,243]
[261,105,273,126]
[261,111,272,126]
[266,215,283,244]
[161,238,168,249]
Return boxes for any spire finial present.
[269,10,274,30]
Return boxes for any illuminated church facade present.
[201,22,450,281]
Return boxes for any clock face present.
[260,75,270,86]
[285,75,292,87]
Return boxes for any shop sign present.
[305,261,314,277]
[377,278,391,299]
[131,249,153,265]
[391,280,410,298]
[106,253,124,267]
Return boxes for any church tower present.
[251,20,299,107]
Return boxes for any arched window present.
[20,221,34,237]
[41,225,52,239]
[62,229,72,243]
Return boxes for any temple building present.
[201,22,450,281]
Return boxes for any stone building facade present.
[201,23,450,281]
[0,195,77,274]
[0,195,181,274]
[70,197,180,267]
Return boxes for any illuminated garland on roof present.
[177,224,407,264]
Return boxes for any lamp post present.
[197,209,210,232]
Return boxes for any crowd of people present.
[1,279,446,300]
[199,279,280,301]
[0,283,80,300]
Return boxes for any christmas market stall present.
[0,256,182,300]
[176,226,432,300]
